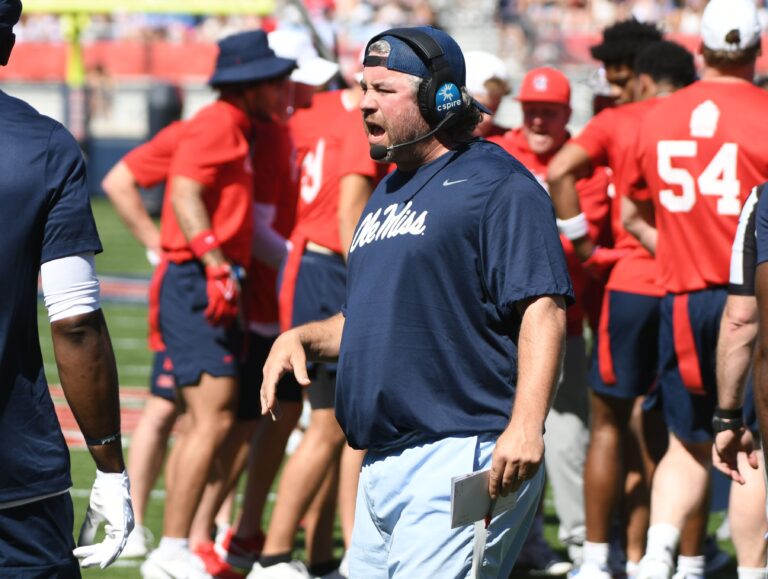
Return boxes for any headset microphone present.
[369,113,454,161]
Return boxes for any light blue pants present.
[348,435,545,578]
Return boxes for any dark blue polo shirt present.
[0,90,102,504]
[756,184,768,268]
[336,139,573,451]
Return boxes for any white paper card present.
[450,469,523,529]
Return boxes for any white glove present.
[73,469,135,569]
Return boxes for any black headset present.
[364,27,472,127]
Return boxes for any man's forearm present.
[297,312,345,361]
[716,296,758,410]
[52,310,125,473]
[102,162,160,252]
[622,196,657,254]
[510,296,566,429]
[170,175,226,266]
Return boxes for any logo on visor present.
[435,82,461,116]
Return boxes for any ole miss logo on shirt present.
[349,201,428,253]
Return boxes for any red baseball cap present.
[517,67,571,105]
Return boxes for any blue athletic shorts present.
[237,332,303,420]
[149,351,176,402]
[159,261,242,387]
[291,250,346,410]
[0,492,79,577]
[657,288,727,443]
[349,435,543,578]
[589,290,661,399]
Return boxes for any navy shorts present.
[159,261,242,387]
[657,288,727,443]
[0,492,79,577]
[238,332,303,420]
[149,351,176,402]
[291,250,346,410]
[589,290,661,399]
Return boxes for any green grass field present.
[45,198,739,578]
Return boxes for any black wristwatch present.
[712,407,744,434]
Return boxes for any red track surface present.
[50,385,149,448]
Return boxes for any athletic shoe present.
[194,542,246,579]
[141,548,212,579]
[516,534,573,576]
[703,535,730,574]
[635,556,673,579]
[216,528,265,572]
[670,573,703,579]
[121,523,154,558]
[567,562,612,579]
[247,561,312,579]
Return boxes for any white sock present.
[645,524,680,566]
[158,537,189,556]
[626,560,640,576]
[582,541,610,568]
[676,555,705,578]
[737,567,767,579]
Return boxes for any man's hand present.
[489,424,544,500]
[712,428,759,485]
[204,263,240,326]
[73,470,134,569]
[261,329,312,420]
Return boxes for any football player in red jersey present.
[547,40,696,579]
[623,1,768,577]
[490,66,611,575]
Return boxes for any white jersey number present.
[657,140,741,216]
[300,138,325,204]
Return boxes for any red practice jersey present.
[121,122,186,352]
[123,121,185,188]
[489,128,612,335]
[630,80,768,293]
[247,119,297,329]
[572,99,664,297]
[288,90,380,253]
[161,100,254,267]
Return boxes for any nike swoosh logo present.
[443,178,468,186]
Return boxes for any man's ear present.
[0,31,15,66]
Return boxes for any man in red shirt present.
[547,40,696,579]
[251,81,383,578]
[490,66,611,574]
[102,120,184,559]
[624,1,768,577]
[137,30,296,579]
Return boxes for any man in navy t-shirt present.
[261,26,572,577]
[0,1,133,575]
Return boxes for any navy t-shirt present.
[0,90,102,503]
[336,139,573,451]
[755,184,768,268]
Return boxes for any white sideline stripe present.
[70,488,277,502]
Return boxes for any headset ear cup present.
[418,76,436,125]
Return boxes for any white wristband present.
[556,212,589,241]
